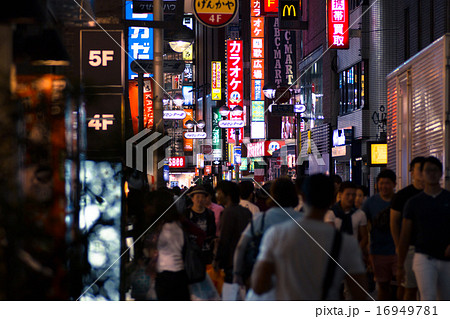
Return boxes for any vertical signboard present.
[227,40,244,143]
[211,61,222,100]
[143,80,154,129]
[251,101,265,122]
[251,0,265,102]
[251,0,266,140]
[212,107,222,159]
[126,1,154,80]
[327,0,349,49]
[267,17,297,86]
[183,109,194,152]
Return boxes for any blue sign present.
[163,164,170,181]
[234,146,241,165]
[254,80,262,100]
[126,1,154,80]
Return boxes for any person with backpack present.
[233,177,303,298]
[361,169,397,300]
[251,174,368,300]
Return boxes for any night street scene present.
[1,0,450,302]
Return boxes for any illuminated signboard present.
[251,1,265,104]
[252,101,265,122]
[212,107,222,159]
[143,79,154,128]
[327,0,349,49]
[251,121,265,139]
[81,30,123,87]
[279,0,300,20]
[369,143,388,165]
[168,156,186,168]
[227,40,244,143]
[126,1,154,80]
[212,61,221,100]
[194,0,238,28]
[262,0,279,15]
[183,109,194,152]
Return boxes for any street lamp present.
[219,105,231,117]
[173,93,185,107]
[165,25,194,53]
[262,82,277,99]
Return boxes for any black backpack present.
[242,212,266,280]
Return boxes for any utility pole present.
[153,0,164,188]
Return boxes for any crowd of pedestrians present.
[126,156,450,301]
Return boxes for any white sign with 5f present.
[89,50,114,67]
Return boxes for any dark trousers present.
[155,270,191,301]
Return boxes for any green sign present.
[252,101,265,122]
[240,157,248,171]
[212,107,222,158]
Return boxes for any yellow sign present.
[371,144,387,165]
[211,61,221,100]
[282,4,296,17]
[183,44,193,60]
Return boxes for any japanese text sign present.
[194,0,239,28]
[327,0,349,49]
[212,61,221,100]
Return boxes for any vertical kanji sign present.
[327,0,349,49]
[227,39,244,143]
[211,61,221,100]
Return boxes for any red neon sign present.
[227,40,244,143]
[328,0,349,49]
[168,157,186,168]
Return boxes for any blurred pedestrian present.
[399,156,450,300]
[355,185,369,209]
[214,181,252,299]
[184,185,216,266]
[152,190,190,301]
[390,156,425,300]
[362,169,397,300]
[251,174,367,300]
[239,181,260,216]
[234,177,303,298]
[203,184,223,237]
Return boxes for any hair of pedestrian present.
[215,181,240,204]
[356,185,369,197]
[203,183,215,197]
[268,176,299,208]
[332,174,343,185]
[301,174,335,210]
[376,169,396,184]
[145,189,180,225]
[420,156,443,172]
[338,181,357,193]
[409,156,426,171]
[256,181,272,199]
[172,186,181,196]
[239,180,255,200]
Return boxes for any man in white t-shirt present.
[239,181,260,216]
[325,181,368,256]
[251,174,368,300]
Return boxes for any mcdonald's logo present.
[282,4,296,17]
[279,1,300,21]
